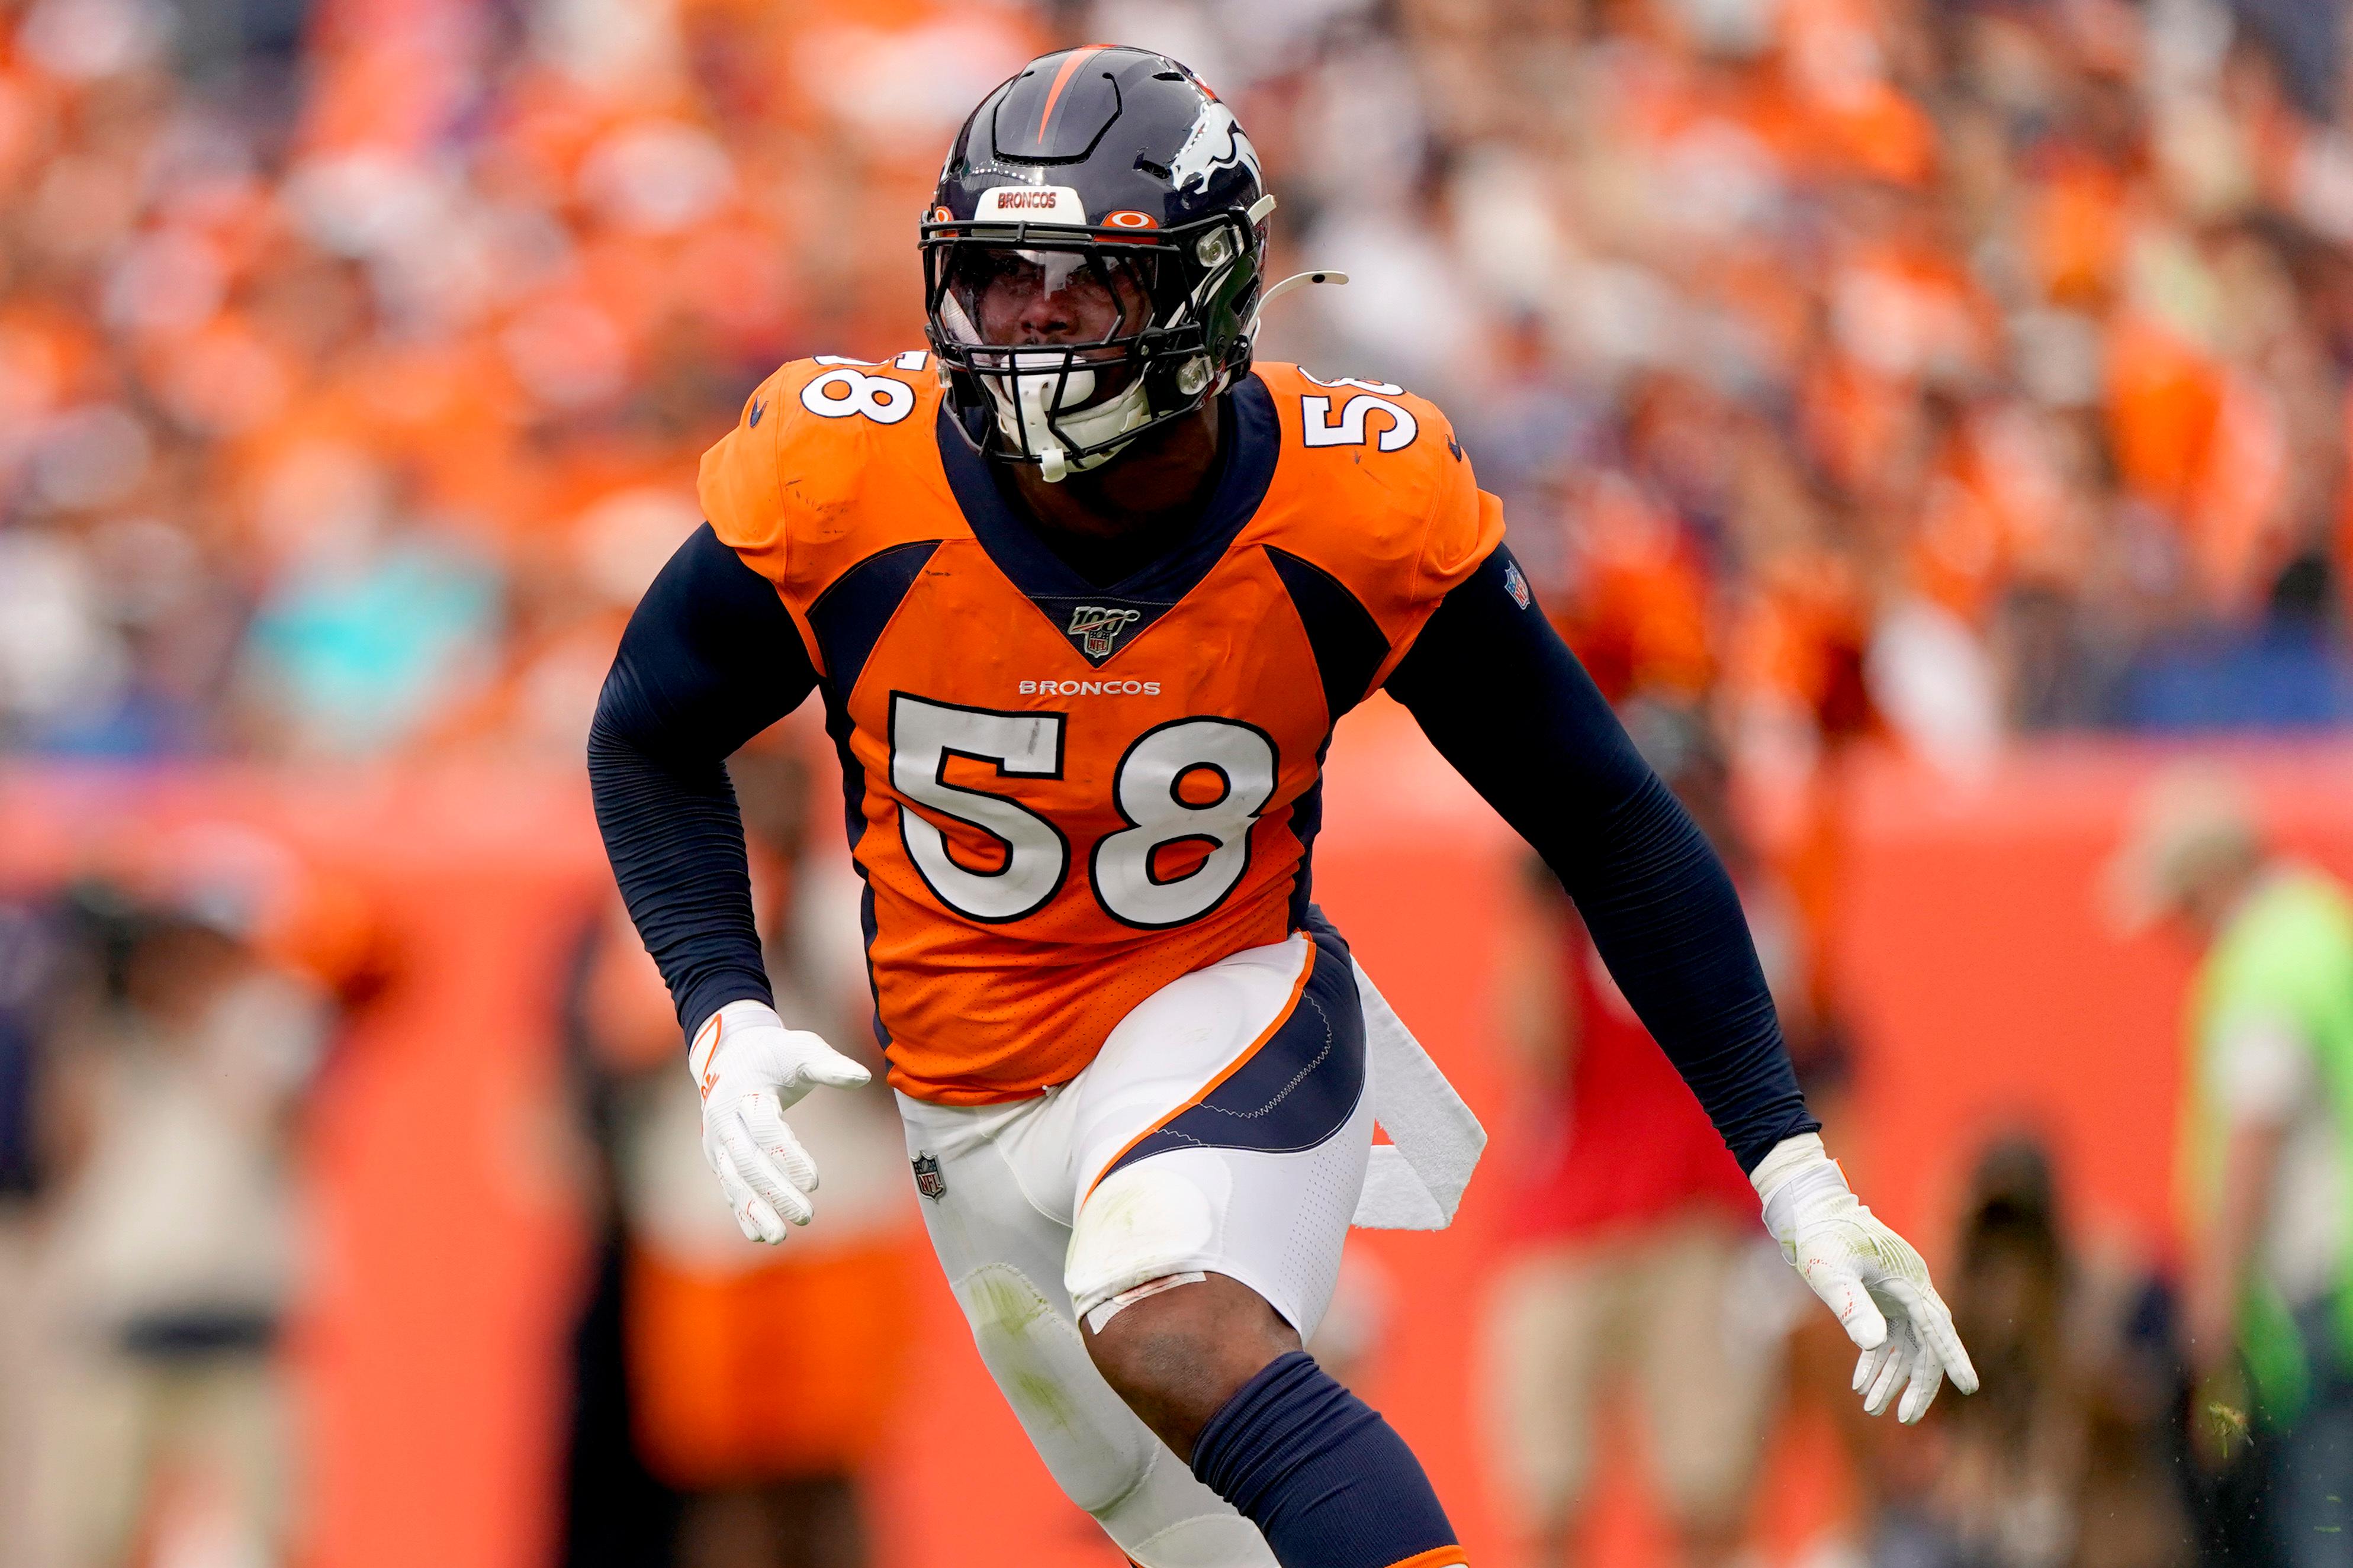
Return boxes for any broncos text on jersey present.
[698,353,1503,1103]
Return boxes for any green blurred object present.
[2187,870,2353,1417]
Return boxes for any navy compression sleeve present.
[1383,546,1817,1171]
[587,523,818,1035]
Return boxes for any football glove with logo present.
[1753,1133,1979,1422]
[689,999,872,1244]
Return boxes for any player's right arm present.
[589,522,810,1032]
[587,521,870,1244]
[591,352,950,1241]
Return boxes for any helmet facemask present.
[924,212,1262,481]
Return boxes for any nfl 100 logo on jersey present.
[1068,605,1143,659]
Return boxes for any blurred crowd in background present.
[7,0,2353,1564]
[1,0,2351,766]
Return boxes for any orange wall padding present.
[6,732,2350,1568]
[1833,740,2353,1260]
[0,765,610,1568]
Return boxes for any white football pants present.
[896,928,1374,1568]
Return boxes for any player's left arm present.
[1384,543,1978,1421]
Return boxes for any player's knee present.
[1069,1161,1299,1453]
[1078,1269,1297,1457]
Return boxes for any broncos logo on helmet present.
[1170,102,1262,195]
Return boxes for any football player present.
[589,46,1974,1568]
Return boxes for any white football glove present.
[688,999,872,1244]
[1753,1133,1979,1423]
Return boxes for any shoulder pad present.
[1253,363,1500,616]
[1256,362,1468,519]
[698,352,944,559]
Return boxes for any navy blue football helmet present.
[923,47,1289,482]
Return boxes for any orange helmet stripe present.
[1036,45,1107,142]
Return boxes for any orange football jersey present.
[699,353,1503,1103]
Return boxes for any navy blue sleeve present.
[1383,546,1817,1172]
[587,523,818,1036]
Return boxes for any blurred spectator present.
[0,899,69,1568]
[234,454,506,756]
[36,872,328,1568]
[1882,1137,2191,1568]
[1481,703,1809,1567]
[2112,769,2353,1560]
[561,739,917,1568]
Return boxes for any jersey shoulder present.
[696,352,957,601]
[1251,362,1503,622]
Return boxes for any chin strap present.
[1246,269,1349,342]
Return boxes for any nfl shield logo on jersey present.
[1067,604,1143,660]
[911,1151,948,1200]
